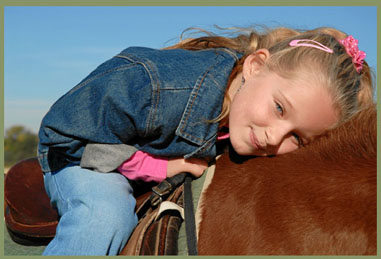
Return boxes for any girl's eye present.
[292,133,303,147]
[275,102,283,115]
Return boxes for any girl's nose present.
[265,123,292,147]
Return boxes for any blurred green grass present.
[4,228,46,256]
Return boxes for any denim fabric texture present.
[43,164,138,255]
[38,47,241,173]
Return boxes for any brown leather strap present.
[150,173,186,206]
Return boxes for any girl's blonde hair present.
[166,26,375,127]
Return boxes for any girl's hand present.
[167,157,208,178]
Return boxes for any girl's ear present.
[242,49,270,78]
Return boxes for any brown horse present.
[198,106,377,255]
[5,106,377,255]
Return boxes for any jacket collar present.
[175,49,241,146]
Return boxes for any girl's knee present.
[92,196,138,233]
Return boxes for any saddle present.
[4,157,190,255]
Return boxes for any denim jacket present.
[38,46,241,173]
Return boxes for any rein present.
[149,172,199,255]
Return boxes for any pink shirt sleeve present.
[118,132,229,183]
[217,132,229,140]
[117,151,168,182]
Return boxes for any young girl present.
[38,26,373,255]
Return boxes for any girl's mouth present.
[250,130,264,150]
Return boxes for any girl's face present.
[228,52,338,156]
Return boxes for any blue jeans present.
[42,165,138,255]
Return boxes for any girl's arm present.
[117,151,168,182]
[118,151,208,182]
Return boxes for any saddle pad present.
[177,162,216,255]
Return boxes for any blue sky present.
[4,6,377,133]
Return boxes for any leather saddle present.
[4,157,185,255]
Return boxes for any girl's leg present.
[42,164,138,255]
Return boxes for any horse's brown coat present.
[198,106,376,255]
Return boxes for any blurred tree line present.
[4,126,38,167]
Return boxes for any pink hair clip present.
[289,39,333,53]
[338,35,366,73]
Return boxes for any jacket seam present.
[178,54,222,143]
[178,71,207,143]
[68,62,135,95]
[147,63,160,138]
[184,135,216,158]
[116,54,160,137]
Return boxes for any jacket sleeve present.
[80,143,138,173]
[38,55,158,171]
[80,143,168,182]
